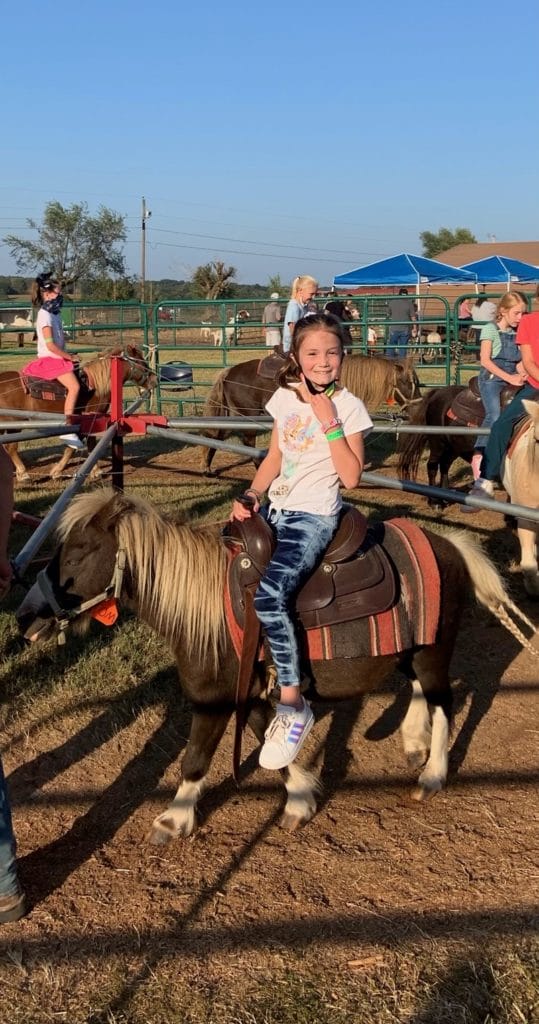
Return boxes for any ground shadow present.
[14,665,188,906]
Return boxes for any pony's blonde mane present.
[80,347,134,400]
[340,353,410,410]
[57,489,227,668]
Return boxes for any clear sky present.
[1,0,538,289]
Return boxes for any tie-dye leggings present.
[254,507,339,686]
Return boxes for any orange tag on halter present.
[90,598,119,626]
[386,396,396,406]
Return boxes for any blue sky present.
[1,0,538,288]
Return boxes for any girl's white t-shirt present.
[36,308,66,359]
[266,385,372,515]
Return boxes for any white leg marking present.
[401,679,431,768]
[414,706,448,800]
[281,763,320,830]
[150,776,208,842]
[518,523,539,597]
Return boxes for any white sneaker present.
[463,477,494,513]
[59,432,85,450]
[259,698,314,770]
[471,477,494,497]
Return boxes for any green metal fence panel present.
[10,289,532,417]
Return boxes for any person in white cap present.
[262,293,282,348]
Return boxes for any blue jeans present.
[475,377,506,452]
[254,508,339,687]
[480,382,538,481]
[389,329,409,360]
[0,756,19,898]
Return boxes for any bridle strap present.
[392,385,423,409]
[120,351,155,390]
[35,549,126,643]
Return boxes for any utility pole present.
[141,197,152,303]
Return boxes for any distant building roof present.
[436,241,539,267]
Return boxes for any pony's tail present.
[445,530,539,656]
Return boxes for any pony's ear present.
[92,491,134,532]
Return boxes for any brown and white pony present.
[17,488,536,842]
[502,399,539,597]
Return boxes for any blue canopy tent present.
[459,255,539,291]
[333,252,476,291]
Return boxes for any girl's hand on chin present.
[310,391,336,423]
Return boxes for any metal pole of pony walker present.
[12,422,119,579]
[360,470,539,521]
[109,356,124,491]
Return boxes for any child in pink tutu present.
[23,273,84,449]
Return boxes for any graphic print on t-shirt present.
[282,411,317,479]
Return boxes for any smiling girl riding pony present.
[230,312,372,770]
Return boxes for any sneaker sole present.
[0,895,26,923]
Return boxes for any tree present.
[420,227,477,259]
[191,261,237,299]
[267,274,285,296]
[80,275,137,301]
[3,201,127,286]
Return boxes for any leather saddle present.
[448,374,518,428]
[225,504,397,632]
[20,366,94,404]
[256,349,286,380]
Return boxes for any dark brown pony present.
[199,352,421,472]
[397,381,517,507]
[0,345,156,482]
[397,385,473,506]
[17,488,535,841]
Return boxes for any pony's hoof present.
[16,472,30,484]
[280,811,309,831]
[149,811,196,842]
[147,824,173,846]
[411,778,443,801]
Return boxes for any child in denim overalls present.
[470,292,526,481]
[230,313,372,770]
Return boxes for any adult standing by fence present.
[387,288,417,359]
[0,445,26,923]
[262,293,282,347]
[282,276,318,353]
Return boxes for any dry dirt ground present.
[1,436,538,1023]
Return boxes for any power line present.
[124,238,365,265]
